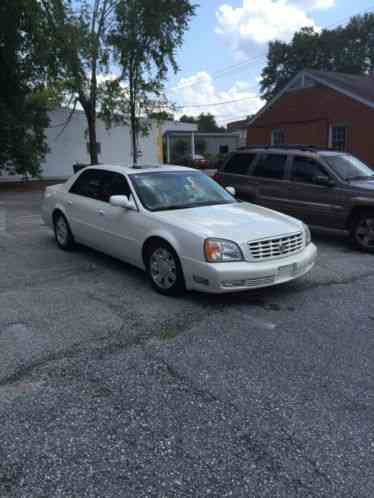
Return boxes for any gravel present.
[0,191,374,497]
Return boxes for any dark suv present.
[214,146,374,252]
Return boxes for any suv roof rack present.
[237,144,337,153]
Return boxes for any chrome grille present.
[246,275,275,287]
[248,232,304,260]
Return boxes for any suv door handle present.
[67,200,73,206]
[99,210,105,216]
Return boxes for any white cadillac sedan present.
[42,164,317,296]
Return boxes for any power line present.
[172,5,374,93]
[174,94,262,109]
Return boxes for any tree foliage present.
[104,0,195,163]
[39,0,194,165]
[39,0,120,165]
[261,13,374,102]
[0,0,54,177]
[179,113,225,132]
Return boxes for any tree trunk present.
[84,105,98,165]
[129,63,138,165]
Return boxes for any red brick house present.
[247,70,374,167]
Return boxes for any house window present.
[271,129,285,146]
[331,126,347,151]
[86,142,102,155]
[219,145,229,154]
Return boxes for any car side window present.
[252,154,287,180]
[100,172,131,203]
[290,156,329,184]
[224,153,255,175]
[70,169,106,199]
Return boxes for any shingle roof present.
[227,119,249,130]
[249,69,374,127]
[306,69,374,104]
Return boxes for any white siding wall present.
[42,109,197,179]
[0,108,197,181]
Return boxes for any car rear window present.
[224,153,255,175]
[252,154,287,180]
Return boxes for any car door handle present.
[99,210,105,216]
[68,200,73,206]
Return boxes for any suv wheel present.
[351,212,374,253]
[146,241,185,296]
[54,213,75,250]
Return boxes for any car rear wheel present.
[146,241,185,296]
[351,212,374,253]
[54,213,75,251]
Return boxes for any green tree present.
[39,0,122,165]
[196,113,225,132]
[179,114,197,124]
[148,111,175,122]
[261,13,374,102]
[105,0,195,164]
[179,113,225,132]
[0,0,53,177]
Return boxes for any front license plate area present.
[278,263,298,277]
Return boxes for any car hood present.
[154,202,303,242]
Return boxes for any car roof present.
[81,164,195,175]
[236,145,345,155]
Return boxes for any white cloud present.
[215,0,334,54]
[172,71,264,125]
[308,0,335,9]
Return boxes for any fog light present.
[222,279,246,288]
[193,275,210,286]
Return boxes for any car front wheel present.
[54,213,75,250]
[351,212,374,253]
[146,241,185,296]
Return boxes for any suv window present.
[252,154,287,180]
[70,169,106,199]
[224,153,255,175]
[290,156,329,184]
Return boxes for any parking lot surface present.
[1,191,374,497]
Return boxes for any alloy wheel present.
[355,216,374,249]
[56,216,69,246]
[150,247,177,290]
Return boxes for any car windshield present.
[323,154,374,181]
[130,170,236,212]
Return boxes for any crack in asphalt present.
[158,356,333,492]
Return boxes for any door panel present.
[67,169,108,246]
[220,153,257,202]
[250,153,290,212]
[286,156,347,227]
[92,204,143,266]
[89,171,144,265]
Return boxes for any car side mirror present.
[109,195,136,210]
[226,186,236,197]
[314,176,335,187]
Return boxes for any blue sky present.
[165,0,374,124]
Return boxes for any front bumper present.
[182,243,317,293]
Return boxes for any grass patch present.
[159,328,178,341]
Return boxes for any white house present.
[43,108,198,179]
[1,108,197,181]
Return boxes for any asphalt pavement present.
[0,191,374,497]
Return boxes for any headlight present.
[204,238,243,262]
[303,224,311,246]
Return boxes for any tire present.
[53,212,75,251]
[145,241,185,296]
[350,211,374,253]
